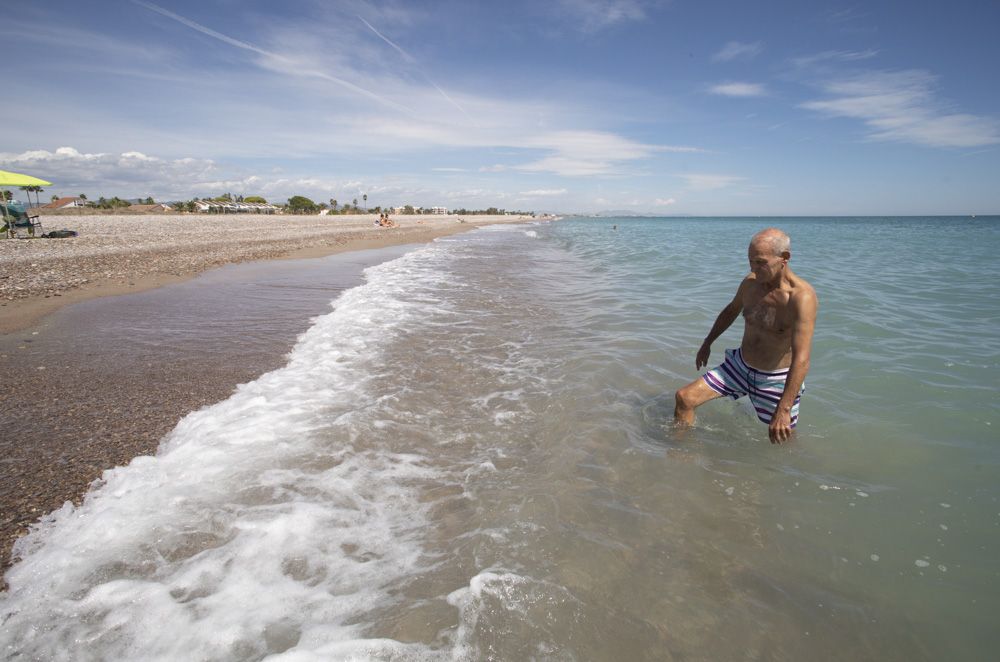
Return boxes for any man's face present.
[748,242,786,283]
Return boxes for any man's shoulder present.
[793,277,817,301]
[788,276,818,317]
[786,270,816,296]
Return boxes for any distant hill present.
[591,210,674,218]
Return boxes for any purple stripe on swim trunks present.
[703,371,737,397]
[701,347,804,427]
[720,362,750,392]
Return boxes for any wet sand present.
[0,213,538,581]
[0,212,532,334]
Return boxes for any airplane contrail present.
[358,15,472,120]
[132,1,411,114]
[358,16,415,64]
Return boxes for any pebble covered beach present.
[0,211,535,579]
[1,212,529,332]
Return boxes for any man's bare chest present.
[742,290,793,334]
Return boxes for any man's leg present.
[674,377,724,425]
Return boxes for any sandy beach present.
[0,212,537,580]
[0,212,534,334]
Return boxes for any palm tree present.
[330,198,338,213]
[363,193,368,211]
[352,198,358,210]
[20,185,43,208]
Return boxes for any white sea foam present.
[446,570,578,660]
[5,215,1000,659]
[0,245,457,659]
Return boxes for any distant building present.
[41,196,87,209]
[430,206,448,215]
[130,203,174,213]
[188,200,278,214]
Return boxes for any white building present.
[41,197,87,209]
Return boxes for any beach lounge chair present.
[1,202,42,238]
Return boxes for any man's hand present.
[768,409,794,444]
[696,342,711,370]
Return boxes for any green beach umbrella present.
[0,169,52,188]
[0,170,52,235]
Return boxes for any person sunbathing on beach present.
[674,228,817,443]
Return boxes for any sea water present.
[2,217,998,660]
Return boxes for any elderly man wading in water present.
[674,228,817,443]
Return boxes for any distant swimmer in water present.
[674,228,817,443]
[612,225,617,230]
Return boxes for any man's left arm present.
[769,290,818,443]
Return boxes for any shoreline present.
[0,214,543,581]
[1,213,540,335]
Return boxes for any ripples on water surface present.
[2,217,998,660]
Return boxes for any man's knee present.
[676,378,718,412]
[675,383,697,410]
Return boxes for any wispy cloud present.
[520,188,568,196]
[709,82,768,97]
[128,1,683,178]
[516,131,699,176]
[133,1,411,114]
[556,0,647,32]
[824,7,869,24]
[800,69,1000,148]
[679,173,745,191]
[791,49,879,68]
[0,146,513,207]
[0,147,221,197]
[712,41,764,62]
[654,197,677,206]
[357,15,471,118]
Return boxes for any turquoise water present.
[3,217,998,660]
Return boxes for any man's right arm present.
[696,281,746,369]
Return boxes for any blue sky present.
[3,0,999,214]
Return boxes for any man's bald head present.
[751,228,790,257]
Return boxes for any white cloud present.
[709,82,767,97]
[712,41,763,62]
[0,147,369,203]
[679,174,745,191]
[654,197,676,206]
[9,4,702,188]
[801,69,1000,148]
[442,188,509,202]
[791,49,879,68]
[516,131,699,177]
[556,0,647,32]
[2,5,711,209]
[136,0,413,115]
[120,151,158,163]
[520,189,568,196]
[0,147,221,197]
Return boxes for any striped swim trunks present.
[702,348,803,426]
